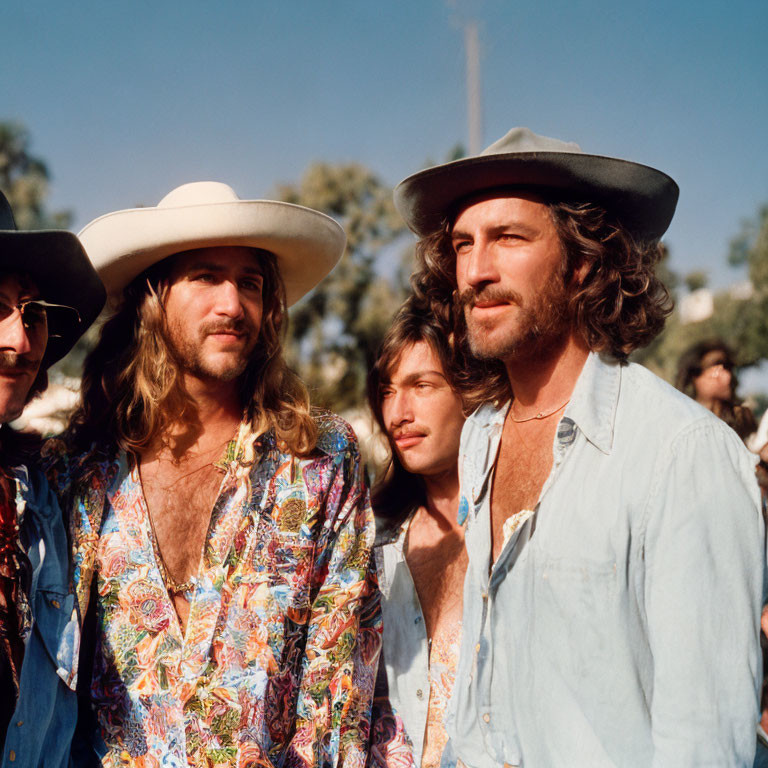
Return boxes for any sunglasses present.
[694,360,734,376]
[0,299,81,338]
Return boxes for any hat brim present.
[394,151,679,242]
[78,200,346,306]
[0,230,106,367]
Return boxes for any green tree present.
[730,204,768,290]
[684,270,708,293]
[276,163,409,411]
[635,205,768,385]
[0,121,72,230]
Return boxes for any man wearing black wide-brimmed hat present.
[0,190,105,767]
[395,128,764,767]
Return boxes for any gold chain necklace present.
[509,398,570,423]
[136,449,227,597]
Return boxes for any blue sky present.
[2,0,766,293]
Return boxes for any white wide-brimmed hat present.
[78,181,346,306]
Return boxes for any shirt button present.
[51,599,61,609]
[414,616,422,624]
[483,713,491,723]
[481,592,488,600]
[16,720,22,727]
[475,643,481,653]
[9,750,15,761]
[416,689,424,699]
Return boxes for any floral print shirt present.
[421,622,461,768]
[46,414,382,768]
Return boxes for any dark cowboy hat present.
[0,190,106,367]
[394,127,679,242]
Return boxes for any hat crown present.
[158,181,241,208]
[0,191,18,231]
[480,127,583,157]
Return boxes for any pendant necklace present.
[509,397,570,423]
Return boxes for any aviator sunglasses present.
[0,298,81,338]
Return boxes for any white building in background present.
[679,281,755,326]
[679,288,714,324]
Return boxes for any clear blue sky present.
[2,0,766,292]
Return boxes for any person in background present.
[676,338,757,440]
[366,296,505,768]
[0,189,105,767]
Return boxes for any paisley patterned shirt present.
[46,413,381,768]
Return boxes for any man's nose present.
[1,311,33,355]
[213,280,245,318]
[388,391,414,428]
[462,239,499,289]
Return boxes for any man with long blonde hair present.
[46,182,381,767]
[395,128,764,766]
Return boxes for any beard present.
[456,273,572,363]
[165,317,258,383]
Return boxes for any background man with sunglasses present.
[0,190,104,767]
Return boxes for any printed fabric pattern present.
[421,622,461,768]
[45,413,382,768]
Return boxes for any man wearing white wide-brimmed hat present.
[45,182,382,767]
[395,128,764,767]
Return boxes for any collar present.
[561,352,621,455]
[375,508,415,547]
[471,351,621,472]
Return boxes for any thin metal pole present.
[464,20,483,155]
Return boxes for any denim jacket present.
[446,353,764,768]
[1,466,78,768]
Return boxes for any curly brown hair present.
[67,249,317,457]
[413,196,673,361]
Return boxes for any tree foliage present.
[636,205,768,385]
[276,163,410,411]
[684,270,708,293]
[0,121,72,230]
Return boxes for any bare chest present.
[490,420,557,561]
[139,459,225,579]
[405,519,468,639]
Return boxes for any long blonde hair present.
[67,250,317,457]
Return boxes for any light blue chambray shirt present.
[375,518,459,768]
[445,352,765,768]
[375,520,431,766]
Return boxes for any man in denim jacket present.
[394,128,765,767]
[0,190,105,767]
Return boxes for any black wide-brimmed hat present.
[394,127,679,242]
[0,190,106,367]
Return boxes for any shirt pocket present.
[529,554,619,679]
[33,588,79,690]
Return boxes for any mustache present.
[455,286,524,309]
[0,352,40,373]
[391,427,427,440]
[200,319,250,336]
